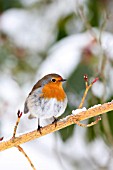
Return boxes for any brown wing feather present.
[24,100,29,114]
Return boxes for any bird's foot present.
[52,117,58,127]
[37,125,42,135]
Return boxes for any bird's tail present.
[28,114,37,119]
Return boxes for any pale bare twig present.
[78,75,99,109]
[13,110,36,170]
[73,116,101,128]
[74,75,101,127]
[98,11,107,46]
[75,1,97,39]
[17,146,36,170]
[13,110,22,138]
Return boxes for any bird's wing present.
[24,87,43,114]
[24,99,29,114]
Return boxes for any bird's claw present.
[52,117,58,127]
[37,125,42,134]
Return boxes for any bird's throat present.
[41,83,66,101]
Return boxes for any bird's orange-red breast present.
[24,73,67,129]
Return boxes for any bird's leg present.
[52,116,58,127]
[37,118,42,134]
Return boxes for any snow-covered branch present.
[0,101,113,152]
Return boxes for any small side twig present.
[13,110,36,170]
[17,146,36,170]
[76,2,96,38]
[0,137,4,141]
[13,110,22,138]
[73,116,101,127]
[79,75,99,109]
[75,75,100,127]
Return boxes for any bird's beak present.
[60,79,67,82]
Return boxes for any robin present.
[24,73,67,132]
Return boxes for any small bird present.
[24,73,67,132]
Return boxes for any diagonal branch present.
[17,146,36,170]
[0,101,113,152]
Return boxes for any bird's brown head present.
[33,73,66,90]
[44,73,66,85]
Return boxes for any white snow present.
[72,107,87,115]
[88,104,101,109]
[37,32,93,78]
[92,80,105,98]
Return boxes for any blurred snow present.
[92,81,105,98]
[93,29,113,59]
[38,32,93,77]
[0,74,24,137]
[0,0,88,53]
[89,138,110,166]
[0,135,63,170]
[21,0,87,7]
[0,9,55,51]
[0,0,76,52]
[21,0,39,6]
[0,74,21,103]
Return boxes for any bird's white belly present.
[28,97,67,119]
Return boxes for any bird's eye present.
[51,78,56,82]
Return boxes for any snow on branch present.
[0,101,113,152]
